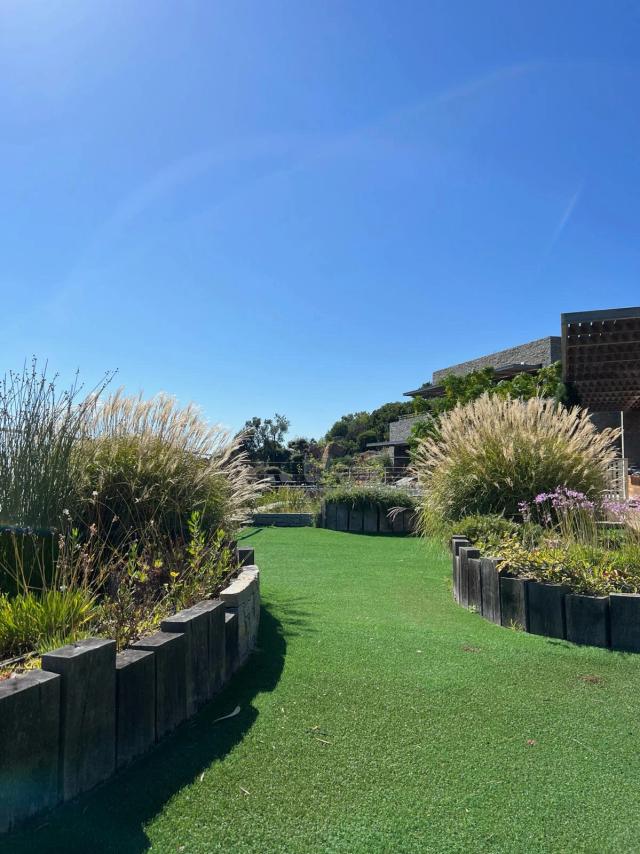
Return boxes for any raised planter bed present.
[480,558,501,625]
[321,501,417,535]
[527,582,569,639]
[0,670,61,832]
[565,594,610,648]
[467,558,483,612]
[610,593,640,652]
[251,512,314,527]
[451,536,640,653]
[458,547,480,609]
[499,576,530,631]
[0,558,262,835]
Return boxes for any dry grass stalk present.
[412,394,620,526]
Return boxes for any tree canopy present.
[239,413,291,463]
[324,400,414,456]
[410,362,571,446]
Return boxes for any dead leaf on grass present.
[580,674,604,686]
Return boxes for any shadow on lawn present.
[237,528,264,542]
[5,605,289,854]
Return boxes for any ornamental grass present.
[412,394,619,528]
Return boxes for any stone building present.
[377,307,640,473]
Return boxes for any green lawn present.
[8,527,640,853]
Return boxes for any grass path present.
[8,527,640,853]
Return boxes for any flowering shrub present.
[519,487,598,544]
[602,497,640,528]
[519,488,640,547]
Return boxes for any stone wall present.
[0,561,260,835]
[389,415,429,443]
[432,336,561,383]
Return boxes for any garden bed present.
[452,537,640,652]
[0,556,261,835]
[251,512,314,527]
[320,484,419,535]
[321,500,416,534]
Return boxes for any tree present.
[324,401,413,456]
[239,413,290,463]
[357,429,379,452]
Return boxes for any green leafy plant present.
[0,588,97,659]
[0,360,112,531]
[325,484,418,513]
[493,536,640,596]
[0,376,259,660]
[255,487,321,514]
[94,512,236,651]
[447,514,522,546]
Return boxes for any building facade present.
[380,308,640,472]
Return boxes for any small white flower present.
[63,509,70,517]
[92,491,98,498]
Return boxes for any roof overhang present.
[562,306,640,412]
[404,363,543,399]
[366,440,408,448]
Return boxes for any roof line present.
[562,306,640,324]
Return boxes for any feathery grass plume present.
[411,394,619,530]
[74,389,263,540]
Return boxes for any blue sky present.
[1,1,640,439]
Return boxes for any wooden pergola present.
[561,307,640,412]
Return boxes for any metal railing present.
[266,466,418,490]
[606,458,629,501]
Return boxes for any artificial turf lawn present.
[7,527,640,853]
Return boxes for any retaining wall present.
[251,512,314,527]
[0,560,261,835]
[452,537,640,652]
[321,501,416,534]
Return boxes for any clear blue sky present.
[1,1,639,439]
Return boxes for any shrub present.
[0,378,254,659]
[449,514,521,545]
[255,487,320,514]
[412,395,618,524]
[0,528,58,595]
[493,538,640,597]
[325,484,418,513]
[94,512,235,651]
